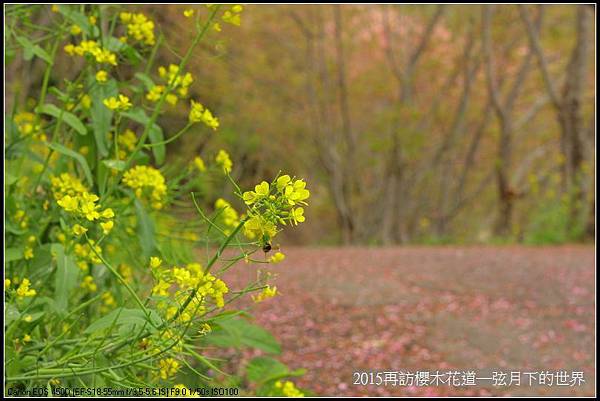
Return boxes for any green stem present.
[84,235,153,325]
[144,122,193,147]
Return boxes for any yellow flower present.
[103,94,131,111]
[23,246,34,260]
[72,224,88,236]
[215,149,233,174]
[57,195,79,212]
[222,5,243,26]
[81,275,97,292]
[252,285,278,303]
[289,207,305,225]
[70,25,82,35]
[101,208,115,219]
[183,9,195,18]
[88,15,97,25]
[188,100,219,130]
[159,358,180,380]
[215,198,240,230]
[81,94,92,109]
[244,215,277,240]
[243,181,270,205]
[122,166,167,209]
[275,380,304,397]
[193,156,206,172]
[103,97,120,110]
[23,314,33,322]
[150,256,162,269]
[5,279,11,290]
[121,12,155,45]
[100,220,114,235]
[269,252,286,264]
[166,93,178,106]
[146,85,165,102]
[101,291,115,307]
[16,278,36,298]
[118,94,132,110]
[64,44,76,55]
[51,5,59,12]
[23,334,32,343]
[213,22,222,32]
[95,70,108,82]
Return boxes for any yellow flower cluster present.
[120,12,156,45]
[215,149,233,174]
[189,100,219,130]
[16,278,36,298]
[74,240,103,265]
[158,358,180,380]
[117,129,137,159]
[222,5,243,26]
[51,174,115,228]
[122,165,167,210]
[244,214,277,240]
[103,94,132,111]
[150,64,194,106]
[152,262,229,322]
[14,112,46,140]
[14,209,29,229]
[215,198,240,234]
[241,175,310,244]
[81,275,97,292]
[146,85,164,102]
[64,40,117,65]
[252,285,278,303]
[275,380,304,397]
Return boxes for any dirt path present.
[223,246,595,396]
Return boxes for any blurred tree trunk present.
[483,5,539,237]
[292,7,356,244]
[380,4,445,244]
[520,5,592,238]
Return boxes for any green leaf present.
[89,78,118,157]
[52,244,79,312]
[246,357,289,384]
[37,103,87,136]
[122,108,165,165]
[5,247,23,263]
[47,142,93,186]
[102,159,126,171]
[204,317,281,354]
[5,304,21,326]
[15,35,53,64]
[135,199,156,259]
[57,5,96,36]
[84,308,162,334]
[134,72,155,91]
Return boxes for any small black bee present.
[262,242,272,253]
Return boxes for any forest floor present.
[223,245,595,396]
